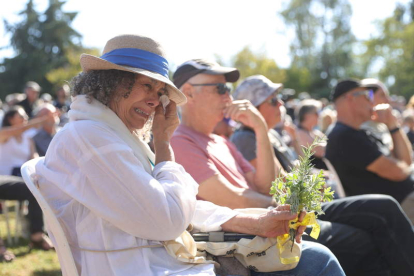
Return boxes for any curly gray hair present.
[70,70,153,142]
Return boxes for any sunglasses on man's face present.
[265,97,281,106]
[189,83,231,95]
[352,89,374,102]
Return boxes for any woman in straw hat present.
[34,34,343,276]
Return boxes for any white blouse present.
[0,129,36,175]
[36,119,238,276]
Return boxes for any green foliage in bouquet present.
[270,137,334,250]
[270,136,335,216]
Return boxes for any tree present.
[0,0,81,98]
[231,47,286,86]
[46,47,100,88]
[361,1,414,99]
[284,66,312,93]
[280,0,357,98]
[225,47,311,97]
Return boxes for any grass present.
[0,202,62,276]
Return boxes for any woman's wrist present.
[154,142,174,164]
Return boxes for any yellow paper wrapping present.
[276,212,320,264]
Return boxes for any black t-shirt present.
[326,122,414,203]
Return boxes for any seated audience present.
[274,105,301,157]
[0,175,53,251]
[171,66,414,276]
[5,93,26,109]
[407,94,414,110]
[402,109,414,147]
[52,84,71,113]
[35,35,343,276]
[318,108,336,134]
[0,107,53,250]
[32,104,60,156]
[294,99,328,170]
[326,79,414,225]
[0,107,39,176]
[360,78,394,151]
[16,81,42,118]
[40,93,53,104]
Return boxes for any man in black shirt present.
[326,79,414,223]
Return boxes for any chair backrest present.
[322,157,346,198]
[21,157,79,276]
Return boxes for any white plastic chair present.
[21,157,79,276]
[322,157,346,198]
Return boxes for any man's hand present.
[223,100,267,131]
[372,104,398,130]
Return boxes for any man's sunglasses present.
[265,97,280,106]
[352,89,374,102]
[189,83,231,95]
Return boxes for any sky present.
[0,0,410,70]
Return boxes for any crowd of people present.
[0,82,67,261]
[0,34,413,276]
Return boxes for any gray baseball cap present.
[233,75,283,107]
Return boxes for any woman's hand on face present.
[152,100,179,144]
[256,205,297,238]
[223,100,267,131]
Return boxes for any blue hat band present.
[100,48,169,78]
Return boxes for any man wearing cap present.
[230,75,294,173]
[16,81,41,118]
[326,79,414,224]
[171,59,277,208]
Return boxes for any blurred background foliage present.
[0,0,413,100]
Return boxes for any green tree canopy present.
[361,1,414,99]
[46,47,100,88]
[0,0,81,99]
[231,46,286,86]
[280,0,357,98]
[227,46,312,97]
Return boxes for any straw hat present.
[80,34,187,106]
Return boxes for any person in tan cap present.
[35,35,343,276]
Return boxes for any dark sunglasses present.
[352,89,374,102]
[265,97,280,106]
[264,93,282,106]
[189,83,231,95]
